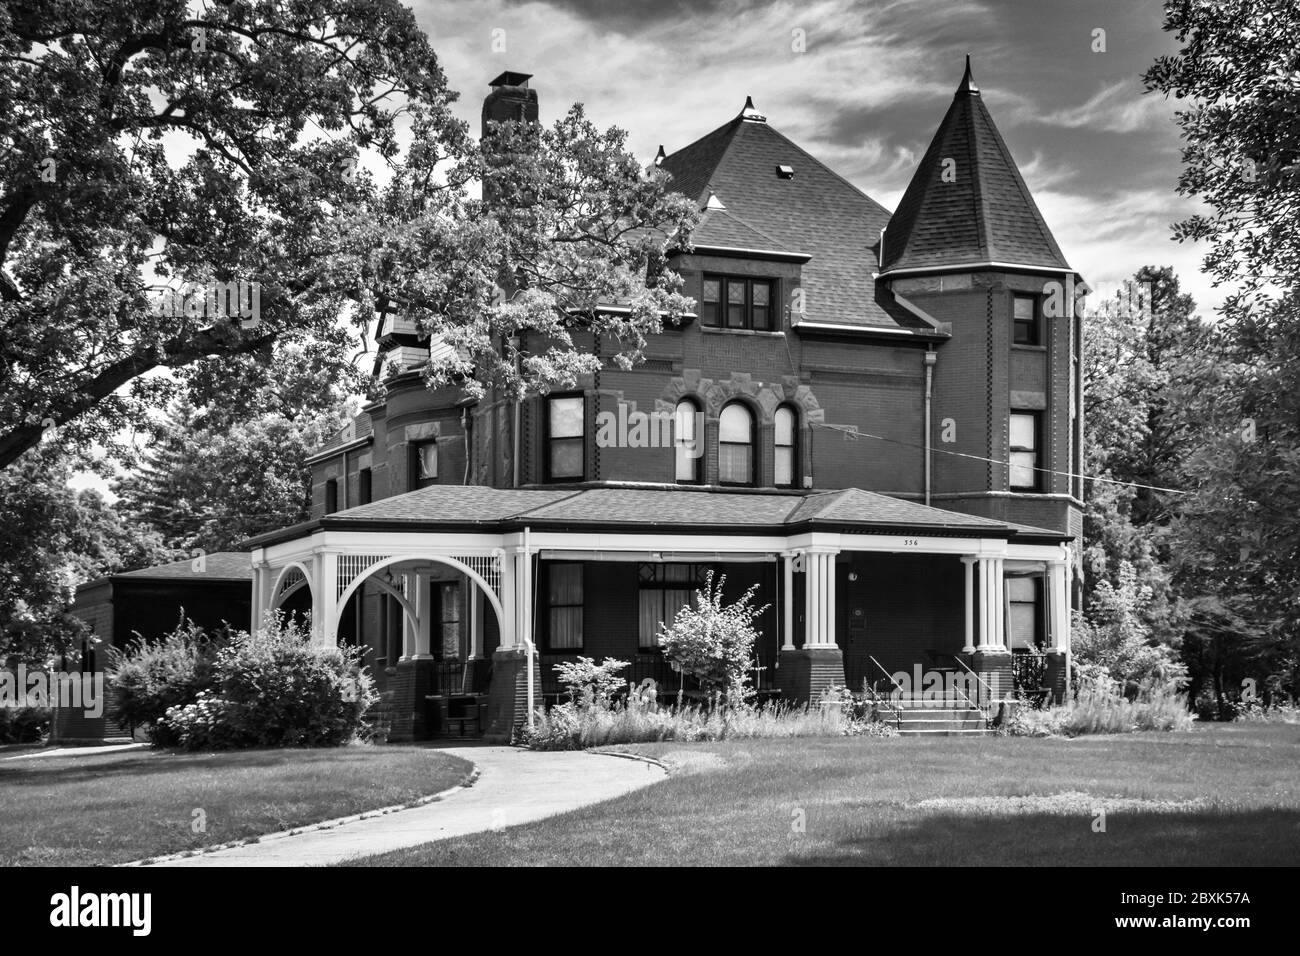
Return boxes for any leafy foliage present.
[656,572,769,703]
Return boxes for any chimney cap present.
[489,71,533,89]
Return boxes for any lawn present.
[0,744,473,866]
[347,723,1300,866]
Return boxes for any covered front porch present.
[244,485,1075,740]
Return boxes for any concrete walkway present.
[2,742,149,761]
[143,746,665,867]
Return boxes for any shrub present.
[1009,677,1193,737]
[518,682,895,750]
[657,571,770,703]
[158,616,376,750]
[553,656,630,707]
[106,618,225,741]
[0,705,51,743]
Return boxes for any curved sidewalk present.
[145,746,664,867]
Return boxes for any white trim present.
[878,261,1075,278]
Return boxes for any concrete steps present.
[883,702,994,737]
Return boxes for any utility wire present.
[809,421,1190,496]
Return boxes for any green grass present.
[347,724,1300,866]
[0,744,473,866]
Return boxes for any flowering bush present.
[656,571,769,703]
[107,618,226,738]
[552,656,630,706]
[131,615,375,750]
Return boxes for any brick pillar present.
[775,647,846,705]
[969,650,1012,704]
[388,658,437,741]
[1045,651,1068,704]
[485,646,541,741]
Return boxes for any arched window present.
[718,402,755,486]
[774,405,798,488]
[674,398,702,484]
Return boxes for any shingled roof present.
[244,483,1069,548]
[660,105,914,330]
[880,58,1070,274]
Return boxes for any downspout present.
[924,347,937,507]
[461,405,471,484]
[510,336,522,488]
[524,525,535,728]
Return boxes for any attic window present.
[776,164,794,179]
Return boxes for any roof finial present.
[654,144,666,167]
[740,95,767,123]
[958,54,979,95]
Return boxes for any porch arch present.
[270,561,313,610]
[332,553,506,643]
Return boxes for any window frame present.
[1009,410,1041,492]
[409,440,438,491]
[637,563,709,650]
[717,401,757,487]
[1007,574,1045,651]
[1012,294,1041,346]
[773,404,799,488]
[701,274,778,332]
[544,562,585,651]
[674,397,703,485]
[545,393,586,483]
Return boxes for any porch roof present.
[244,484,1071,548]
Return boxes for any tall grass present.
[520,693,894,751]
[1010,679,1194,737]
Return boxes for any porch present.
[243,485,1075,740]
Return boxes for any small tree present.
[657,572,769,705]
[552,656,629,708]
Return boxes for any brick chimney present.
[482,71,538,136]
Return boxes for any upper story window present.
[674,398,702,484]
[718,402,755,486]
[358,467,372,505]
[1012,294,1040,346]
[410,441,438,490]
[324,478,339,514]
[701,275,776,331]
[546,394,584,482]
[774,405,798,488]
[1009,411,1041,491]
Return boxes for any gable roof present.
[109,552,253,583]
[660,109,909,330]
[881,60,1070,274]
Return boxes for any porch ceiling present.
[243,484,1071,549]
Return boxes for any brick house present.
[245,60,1084,739]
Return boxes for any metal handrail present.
[947,653,997,710]
[866,655,905,730]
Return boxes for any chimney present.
[482,71,538,137]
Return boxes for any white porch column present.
[960,557,976,653]
[802,549,840,647]
[251,560,268,633]
[499,546,518,649]
[412,570,432,659]
[311,552,338,648]
[976,557,990,649]
[992,557,1006,651]
[1048,559,1070,653]
[782,552,796,650]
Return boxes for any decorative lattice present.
[337,554,391,598]
[454,551,503,602]
[276,566,306,601]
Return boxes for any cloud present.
[1024,79,1175,133]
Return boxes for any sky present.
[409,0,1222,311]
